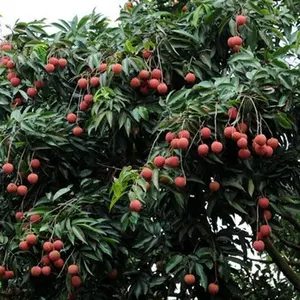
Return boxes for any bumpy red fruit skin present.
[197,144,209,157]
[30,214,41,224]
[170,138,179,149]
[152,69,162,80]
[200,127,211,139]
[255,134,267,146]
[68,265,79,275]
[185,73,196,84]
[31,266,42,277]
[31,159,40,168]
[73,126,83,136]
[227,107,238,120]
[208,283,219,295]
[130,200,142,212]
[15,211,24,219]
[141,167,153,181]
[42,255,51,265]
[153,156,165,168]
[148,78,159,89]
[19,241,30,251]
[0,266,5,276]
[26,234,38,245]
[67,113,77,123]
[27,173,38,184]
[53,240,64,250]
[178,130,190,139]
[258,197,269,209]
[260,225,271,237]
[130,78,141,88]
[236,15,247,26]
[237,137,248,148]
[142,50,152,59]
[90,77,99,87]
[43,242,54,252]
[209,181,220,192]
[42,266,51,276]
[111,64,123,74]
[264,210,272,221]
[2,163,14,174]
[17,185,28,196]
[174,177,186,188]
[264,146,273,158]
[71,276,82,288]
[99,63,107,73]
[45,64,55,72]
[157,83,168,94]
[253,240,265,252]
[236,122,248,133]
[165,132,176,143]
[139,70,150,80]
[211,141,223,154]
[54,258,64,268]
[58,58,67,68]
[184,274,195,285]
[238,149,251,159]
[267,138,279,149]
[165,156,180,168]
[78,78,88,89]
[49,250,61,262]
[224,126,236,139]
[48,57,58,66]
[177,137,189,149]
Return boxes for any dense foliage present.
[0,0,300,299]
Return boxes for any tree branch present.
[264,237,300,291]
[249,258,300,267]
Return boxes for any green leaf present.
[248,179,254,196]
[166,254,183,273]
[195,263,208,290]
[53,185,73,201]
[72,226,87,244]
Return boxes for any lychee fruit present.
[267,138,279,149]
[73,126,83,136]
[71,276,82,288]
[209,181,220,192]
[49,250,61,262]
[48,57,58,65]
[227,107,238,120]
[264,210,272,221]
[142,50,152,59]
[58,58,67,68]
[54,258,64,268]
[10,77,21,86]
[19,241,30,251]
[211,141,223,154]
[153,156,165,168]
[90,77,99,87]
[258,197,269,209]
[178,130,190,139]
[197,144,209,157]
[45,64,55,72]
[111,63,123,74]
[67,113,77,123]
[165,156,180,168]
[15,211,24,220]
[26,234,38,245]
[30,214,41,224]
[17,185,28,196]
[224,126,236,139]
[237,137,248,148]
[152,69,162,80]
[236,15,247,26]
[78,78,88,89]
[200,127,211,139]
[157,83,168,94]
[31,159,41,168]
[238,149,251,159]
[185,73,196,84]
[130,77,141,88]
[130,200,142,212]
[68,265,79,275]
[260,225,271,237]
[53,240,64,250]
[165,132,176,143]
[41,266,51,276]
[2,163,14,174]
[174,177,186,188]
[236,122,248,133]
[141,167,152,181]
[253,240,265,252]
[208,283,219,295]
[43,242,54,252]
[177,137,189,149]
[254,134,267,146]
[31,266,42,277]
[184,274,195,285]
[7,183,17,193]
[99,63,107,73]
[27,173,38,184]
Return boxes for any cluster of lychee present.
[184,274,219,295]
[66,63,122,137]
[3,158,41,197]
[227,15,247,52]
[0,266,14,280]
[19,235,82,288]
[130,69,168,95]
[45,56,68,73]
[253,196,272,252]
[198,107,279,160]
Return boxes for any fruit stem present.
[256,201,259,240]
[214,103,218,140]
[17,147,27,184]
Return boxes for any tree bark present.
[264,237,300,292]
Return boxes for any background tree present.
[0,0,300,299]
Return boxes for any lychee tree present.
[0,0,300,299]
